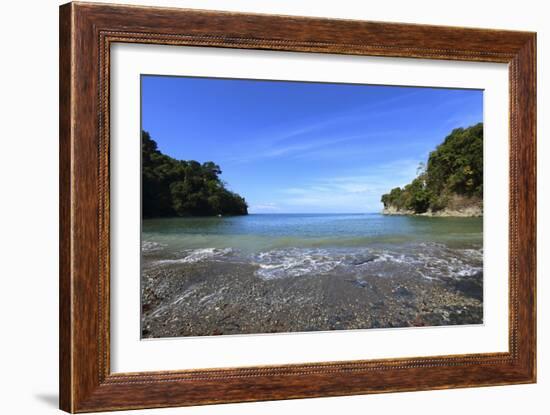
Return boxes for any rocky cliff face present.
[382,205,415,215]
[383,195,482,217]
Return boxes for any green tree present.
[380,123,483,214]
[142,131,248,218]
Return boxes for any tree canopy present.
[381,123,483,214]
[142,131,248,217]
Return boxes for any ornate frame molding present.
[60,2,536,412]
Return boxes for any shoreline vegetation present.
[142,131,248,218]
[381,123,483,217]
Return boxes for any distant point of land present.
[142,131,248,218]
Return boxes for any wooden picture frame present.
[59,2,536,412]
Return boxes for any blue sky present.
[141,75,482,213]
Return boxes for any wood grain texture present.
[59,2,537,412]
[59,3,73,411]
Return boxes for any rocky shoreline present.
[382,194,483,217]
[141,259,483,338]
[382,205,483,217]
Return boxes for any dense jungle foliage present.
[381,123,483,214]
[142,131,248,217]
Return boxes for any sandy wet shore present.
[141,259,482,338]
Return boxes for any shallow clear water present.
[143,213,482,249]
[142,213,483,281]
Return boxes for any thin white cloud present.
[226,90,423,164]
[444,113,483,130]
[262,134,363,158]
[249,203,282,213]
[273,159,421,213]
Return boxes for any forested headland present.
[142,131,248,218]
[381,123,483,216]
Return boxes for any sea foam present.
[146,242,483,282]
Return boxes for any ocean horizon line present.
[247,212,380,215]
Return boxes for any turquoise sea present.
[142,213,483,281]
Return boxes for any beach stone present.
[393,286,413,297]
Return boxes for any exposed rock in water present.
[351,255,377,265]
[382,205,415,216]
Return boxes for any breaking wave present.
[141,241,167,252]
[250,244,482,281]
[146,242,482,282]
[154,247,235,265]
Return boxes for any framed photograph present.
[59,2,536,412]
